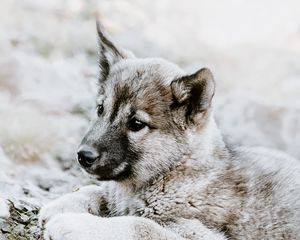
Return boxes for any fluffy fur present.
[39,22,300,240]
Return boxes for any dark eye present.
[128,118,146,132]
[97,104,104,117]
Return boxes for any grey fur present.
[39,22,300,240]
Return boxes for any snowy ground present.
[0,0,300,239]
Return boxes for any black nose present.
[77,147,99,168]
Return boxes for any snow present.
[0,0,299,238]
[0,198,9,219]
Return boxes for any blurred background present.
[0,0,300,238]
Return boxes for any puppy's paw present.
[44,213,94,240]
[39,195,84,228]
[39,185,103,227]
[43,213,133,240]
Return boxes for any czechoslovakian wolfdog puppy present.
[39,22,300,240]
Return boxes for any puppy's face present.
[78,22,215,185]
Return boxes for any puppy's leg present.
[44,213,225,240]
[43,213,182,240]
[39,185,107,227]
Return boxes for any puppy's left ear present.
[171,68,215,124]
[96,21,134,81]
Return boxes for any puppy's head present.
[78,22,215,185]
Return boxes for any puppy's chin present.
[83,162,132,181]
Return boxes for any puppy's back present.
[228,147,300,239]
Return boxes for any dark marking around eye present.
[110,84,134,122]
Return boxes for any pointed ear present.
[96,21,134,81]
[170,68,215,124]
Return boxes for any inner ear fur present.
[170,68,215,124]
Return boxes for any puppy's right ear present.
[96,21,134,81]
